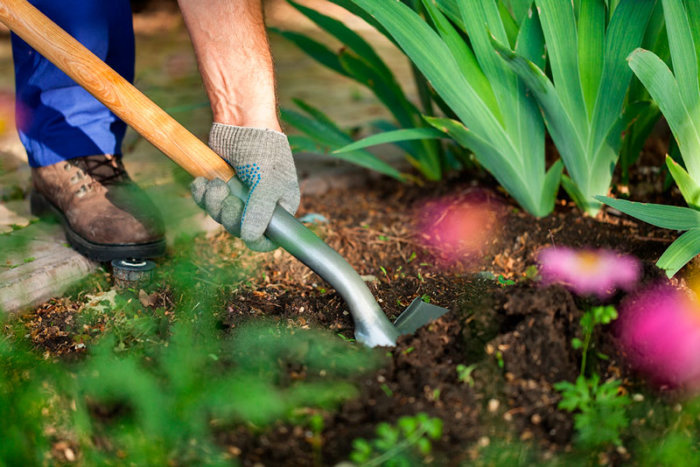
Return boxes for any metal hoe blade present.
[394,297,449,335]
[237,177,450,347]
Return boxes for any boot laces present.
[65,155,128,197]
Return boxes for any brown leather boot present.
[30,155,165,262]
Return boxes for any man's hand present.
[191,124,300,251]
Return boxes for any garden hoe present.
[0,0,448,347]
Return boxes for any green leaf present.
[326,0,398,46]
[459,0,523,150]
[338,50,418,130]
[592,305,618,325]
[433,0,463,28]
[287,0,395,84]
[687,0,700,69]
[281,108,350,148]
[629,48,700,181]
[542,160,564,208]
[493,39,588,186]
[596,196,700,230]
[426,116,535,213]
[293,98,346,135]
[578,0,606,119]
[535,0,588,129]
[498,1,519,48]
[589,0,656,161]
[661,0,699,111]
[513,1,550,192]
[515,1,545,68]
[281,108,404,180]
[506,0,534,23]
[666,155,700,209]
[287,135,323,153]
[334,128,445,153]
[657,229,700,277]
[619,100,660,174]
[425,417,443,439]
[417,437,432,455]
[269,28,349,78]
[421,0,500,119]
[398,416,418,435]
[350,0,505,144]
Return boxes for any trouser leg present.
[11,0,135,167]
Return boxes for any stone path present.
[0,0,411,313]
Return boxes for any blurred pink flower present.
[0,91,28,136]
[618,285,700,390]
[538,247,640,298]
[416,191,501,268]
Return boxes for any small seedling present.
[556,304,629,448]
[523,265,539,280]
[496,275,515,286]
[554,374,630,448]
[380,384,393,398]
[576,305,617,376]
[495,351,504,369]
[420,294,431,303]
[337,333,356,343]
[349,413,443,466]
[304,413,325,467]
[456,364,476,387]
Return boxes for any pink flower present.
[618,285,700,390]
[0,91,29,136]
[416,192,501,267]
[537,247,641,298]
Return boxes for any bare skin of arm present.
[177,0,282,132]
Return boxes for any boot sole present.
[30,190,166,263]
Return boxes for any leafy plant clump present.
[554,374,630,448]
[493,0,657,214]
[349,413,443,466]
[274,0,445,181]
[599,0,700,277]
[347,0,562,217]
[555,305,630,449]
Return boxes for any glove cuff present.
[208,123,288,165]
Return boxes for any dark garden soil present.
[207,172,677,466]
[19,152,687,465]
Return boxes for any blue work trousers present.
[11,0,135,167]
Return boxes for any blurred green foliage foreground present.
[0,233,379,465]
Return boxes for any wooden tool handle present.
[0,0,234,181]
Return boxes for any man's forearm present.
[177,0,281,131]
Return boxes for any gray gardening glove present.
[191,123,300,252]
